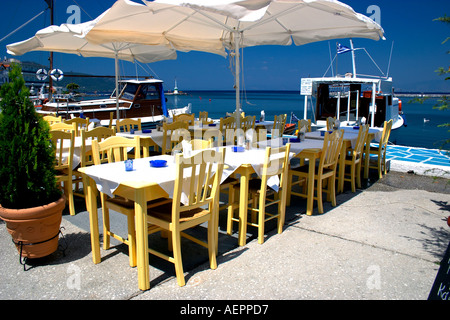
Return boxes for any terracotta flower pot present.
[0,195,65,259]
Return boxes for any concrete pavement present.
[1,170,449,302]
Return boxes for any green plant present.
[0,63,61,209]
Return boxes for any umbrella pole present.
[115,51,120,122]
[235,31,241,129]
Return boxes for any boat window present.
[136,84,160,101]
[122,83,139,100]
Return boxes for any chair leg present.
[207,217,217,270]
[278,192,286,235]
[127,213,137,267]
[330,177,337,207]
[257,204,265,245]
[317,178,323,214]
[350,163,356,193]
[226,186,235,236]
[286,173,292,207]
[356,162,362,189]
[172,229,185,287]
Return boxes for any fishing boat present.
[300,40,405,130]
[37,78,190,127]
[300,75,404,130]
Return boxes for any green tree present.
[0,63,61,209]
[66,82,80,93]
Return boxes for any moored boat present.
[37,78,190,127]
[300,75,405,130]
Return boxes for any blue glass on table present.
[125,160,133,171]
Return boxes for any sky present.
[0,0,449,92]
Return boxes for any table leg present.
[306,157,315,216]
[86,175,101,264]
[238,170,250,246]
[135,188,150,291]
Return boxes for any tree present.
[66,82,80,93]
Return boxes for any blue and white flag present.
[337,43,352,55]
[291,112,300,122]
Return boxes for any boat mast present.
[350,39,356,78]
[45,0,54,101]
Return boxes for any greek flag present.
[337,43,352,55]
[291,112,300,122]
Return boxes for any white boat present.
[37,79,190,127]
[300,75,405,130]
[300,40,405,130]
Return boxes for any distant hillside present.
[20,60,117,93]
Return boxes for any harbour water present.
[167,91,450,151]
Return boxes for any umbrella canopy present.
[85,0,385,115]
[6,10,177,120]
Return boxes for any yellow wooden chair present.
[50,129,75,216]
[173,113,195,125]
[65,117,90,136]
[116,118,141,133]
[299,119,312,133]
[272,114,287,138]
[342,125,369,192]
[287,130,344,214]
[241,115,256,132]
[146,148,225,287]
[43,115,62,125]
[219,116,237,146]
[50,122,77,134]
[162,121,190,155]
[227,144,291,244]
[73,127,116,207]
[326,117,336,131]
[91,136,143,267]
[190,138,213,150]
[199,111,212,124]
[365,119,393,179]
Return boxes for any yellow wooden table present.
[78,156,173,291]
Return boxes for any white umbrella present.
[86,0,384,118]
[6,10,177,120]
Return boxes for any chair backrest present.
[320,129,344,172]
[43,115,62,125]
[260,143,291,195]
[190,138,213,150]
[298,119,312,133]
[272,114,287,138]
[173,113,195,125]
[65,117,90,136]
[352,125,369,159]
[172,148,224,219]
[80,127,116,167]
[198,111,211,124]
[116,118,141,133]
[380,120,393,148]
[241,115,256,132]
[162,121,190,154]
[91,136,141,165]
[219,116,238,145]
[51,122,77,134]
[326,117,336,131]
[50,129,75,173]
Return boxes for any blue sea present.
[166,91,450,151]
